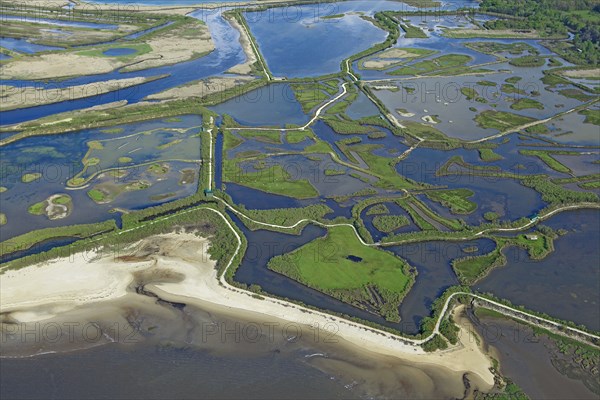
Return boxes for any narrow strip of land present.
[224,82,349,131]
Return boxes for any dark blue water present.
[102,47,138,56]
[210,84,308,127]
[225,183,305,209]
[0,37,63,53]
[476,209,600,331]
[0,236,79,263]
[228,212,406,330]
[397,144,546,224]
[389,238,496,333]
[361,201,419,242]
[1,10,246,126]
[124,21,174,40]
[0,116,201,240]
[312,120,408,164]
[0,14,118,29]
[245,8,387,78]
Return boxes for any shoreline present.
[223,12,258,75]
[0,231,495,390]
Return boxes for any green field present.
[559,89,595,101]
[501,83,526,95]
[21,173,42,183]
[286,130,313,144]
[148,163,170,175]
[510,98,545,111]
[519,150,573,174]
[321,13,344,19]
[399,23,428,39]
[27,202,46,215]
[461,87,486,103]
[291,81,339,113]
[400,120,449,141]
[225,162,319,199]
[579,181,600,189]
[509,55,546,67]
[484,211,499,221]
[466,42,536,56]
[424,189,477,214]
[474,110,535,130]
[389,54,472,76]
[87,189,108,203]
[268,225,414,322]
[580,109,600,126]
[118,157,133,163]
[479,148,503,162]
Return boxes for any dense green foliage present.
[234,204,333,232]
[424,189,477,215]
[522,175,599,204]
[366,203,390,216]
[422,334,448,352]
[479,148,504,162]
[479,0,600,65]
[452,233,556,284]
[0,220,117,258]
[508,55,546,67]
[372,215,410,233]
[519,150,575,173]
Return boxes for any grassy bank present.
[267,225,415,322]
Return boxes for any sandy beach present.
[224,13,258,75]
[0,232,495,390]
[145,76,254,101]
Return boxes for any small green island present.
[27,194,73,220]
[21,173,42,183]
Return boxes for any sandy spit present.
[0,232,495,388]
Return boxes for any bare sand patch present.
[0,53,122,80]
[397,108,415,118]
[0,20,214,80]
[378,48,423,59]
[561,68,600,79]
[0,76,162,111]
[0,231,495,390]
[362,48,432,69]
[421,115,438,124]
[363,59,398,69]
[123,20,214,72]
[224,13,258,75]
[145,76,254,101]
[4,0,69,5]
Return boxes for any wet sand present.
[1,231,496,395]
